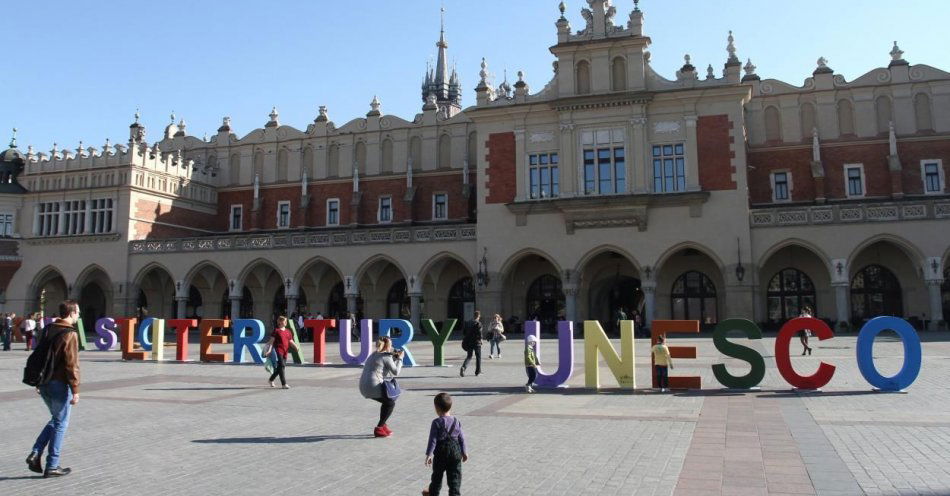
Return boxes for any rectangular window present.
[652,143,686,193]
[846,165,864,198]
[38,202,61,236]
[229,205,243,232]
[89,198,113,234]
[581,128,625,196]
[433,193,448,220]
[327,199,340,226]
[378,196,392,223]
[0,213,13,237]
[583,150,596,195]
[772,172,790,201]
[277,201,291,228]
[528,152,559,199]
[62,200,85,235]
[922,160,943,194]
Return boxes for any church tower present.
[421,5,462,117]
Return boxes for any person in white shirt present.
[22,313,38,351]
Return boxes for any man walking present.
[460,311,483,377]
[26,300,81,478]
[1,312,12,351]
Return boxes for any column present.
[684,115,700,191]
[629,116,648,193]
[563,286,578,324]
[32,205,40,236]
[344,276,359,316]
[558,123,576,196]
[229,296,241,320]
[287,296,298,316]
[409,292,422,331]
[176,297,187,319]
[926,279,944,331]
[83,199,93,234]
[57,202,66,235]
[833,283,850,329]
[642,283,656,331]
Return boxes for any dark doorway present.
[526,274,565,333]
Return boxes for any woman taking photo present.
[359,337,404,437]
[488,313,505,359]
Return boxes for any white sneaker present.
[269,381,275,388]
[525,385,534,393]
[282,384,291,389]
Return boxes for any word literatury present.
[89,316,921,392]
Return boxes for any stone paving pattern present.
[0,334,948,495]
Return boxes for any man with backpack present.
[459,311,483,377]
[25,300,81,478]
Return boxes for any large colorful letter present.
[200,319,230,362]
[231,319,265,364]
[379,319,416,367]
[94,317,118,351]
[285,320,305,364]
[652,320,701,389]
[856,316,922,391]
[303,319,336,364]
[116,318,146,360]
[711,319,766,389]
[339,319,372,365]
[74,319,87,351]
[168,319,197,361]
[422,319,456,366]
[137,317,154,351]
[151,319,166,361]
[775,317,836,389]
[524,320,575,388]
[584,320,635,388]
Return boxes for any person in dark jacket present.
[459,311,483,377]
[27,300,81,478]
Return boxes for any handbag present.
[384,378,401,399]
[263,350,276,373]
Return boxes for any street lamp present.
[735,238,745,282]
[476,247,490,288]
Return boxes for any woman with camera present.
[359,336,404,438]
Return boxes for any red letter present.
[652,320,701,389]
[116,318,146,360]
[168,319,198,361]
[304,319,336,364]
[200,319,230,362]
[775,317,835,389]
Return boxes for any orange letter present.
[116,318,146,360]
[200,319,230,362]
[304,319,336,365]
[652,320,701,389]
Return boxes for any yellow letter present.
[584,320,635,389]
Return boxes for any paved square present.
[1,334,947,495]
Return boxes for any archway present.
[758,243,831,328]
[526,275,565,333]
[656,246,724,329]
[447,277,475,323]
[134,264,175,319]
[326,281,349,320]
[31,267,68,316]
[296,257,344,318]
[356,257,407,323]
[502,251,562,333]
[419,254,474,323]
[851,264,903,322]
[386,280,410,319]
[239,259,283,320]
[670,271,718,326]
[74,266,113,333]
[577,248,642,334]
[185,262,229,319]
[849,240,923,326]
[766,268,816,324]
[220,286,254,319]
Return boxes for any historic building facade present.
[2,1,949,334]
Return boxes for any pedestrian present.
[349,312,359,341]
[524,335,541,393]
[261,316,300,389]
[296,312,305,335]
[652,335,673,392]
[359,336,404,437]
[798,306,814,356]
[459,311,483,377]
[26,300,81,478]
[487,313,505,359]
[22,312,37,351]
[422,392,468,496]
[1,312,12,351]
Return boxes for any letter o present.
[856,316,921,392]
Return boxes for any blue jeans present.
[655,366,669,389]
[489,338,502,356]
[32,380,72,468]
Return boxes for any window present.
[277,201,291,229]
[652,143,686,193]
[851,264,903,322]
[671,271,718,325]
[845,165,865,198]
[771,171,791,202]
[528,152,560,199]
[37,202,60,236]
[326,199,340,226]
[582,129,625,195]
[90,198,113,234]
[922,160,944,194]
[229,205,243,232]
[378,196,392,223]
[0,213,13,237]
[62,200,86,235]
[767,268,816,324]
[433,193,448,220]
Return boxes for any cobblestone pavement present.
[0,333,947,495]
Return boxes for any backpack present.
[22,327,67,387]
[433,418,462,462]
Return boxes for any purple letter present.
[524,320,575,388]
[94,317,118,351]
[339,319,373,365]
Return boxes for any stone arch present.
[611,56,627,91]
[356,255,409,321]
[184,261,230,319]
[758,241,833,325]
[849,237,927,324]
[654,242,726,276]
[654,244,726,327]
[574,245,643,333]
[573,244,643,276]
[73,264,114,331]
[419,252,476,322]
[239,258,285,320]
[575,59,591,95]
[419,251,476,281]
[499,248,564,281]
[30,266,68,316]
[295,256,345,317]
[764,105,782,142]
[134,262,176,319]
[757,238,832,276]
[501,249,564,332]
[847,234,925,269]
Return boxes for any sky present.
[3,0,948,152]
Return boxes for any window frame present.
[276,200,291,229]
[652,143,687,194]
[770,170,793,203]
[580,129,626,196]
[844,164,866,199]
[921,159,945,195]
[229,204,243,232]
[527,152,560,199]
[432,192,448,220]
[326,198,340,226]
[378,196,393,224]
[0,212,14,237]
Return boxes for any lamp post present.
[476,247,490,288]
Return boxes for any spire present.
[9,128,16,149]
[725,30,740,67]
[435,2,449,88]
[422,2,461,114]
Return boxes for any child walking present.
[422,392,468,496]
[262,316,300,389]
[652,335,673,392]
[524,335,541,393]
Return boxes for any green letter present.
[712,319,765,389]
[422,319,456,366]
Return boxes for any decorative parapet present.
[128,224,476,254]
[25,233,123,246]
[751,200,950,227]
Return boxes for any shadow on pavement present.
[192,434,373,444]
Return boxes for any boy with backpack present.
[422,392,468,496]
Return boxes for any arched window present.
[764,106,782,142]
[277,149,288,182]
[207,155,217,176]
[380,138,393,173]
[410,136,422,170]
[767,268,816,323]
[671,271,718,324]
[328,144,340,177]
[438,134,451,169]
[576,60,591,95]
[851,264,902,321]
[611,56,627,91]
[302,146,314,179]
[915,93,933,132]
[800,103,816,139]
[387,279,410,319]
[466,131,477,167]
[355,141,367,171]
[526,274,565,333]
[253,150,264,182]
[875,96,892,134]
[447,277,475,323]
[837,99,855,136]
[229,153,241,185]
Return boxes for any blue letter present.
[856,316,922,391]
[231,319,265,364]
[378,319,416,367]
[137,317,154,351]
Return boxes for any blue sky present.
[4,1,947,151]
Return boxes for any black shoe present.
[44,466,71,478]
[459,368,465,377]
[808,348,812,355]
[26,452,42,474]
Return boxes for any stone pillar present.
[230,296,241,320]
[642,283,656,330]
[563,286,578,324]
[926,279,945,331]
[287,296,298,317]
[176,297,187,319]
[684,115,700,191]
[409,292,422,331]
[832,283,850,328]
[344,275,359,316]
[630,116,648,193]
